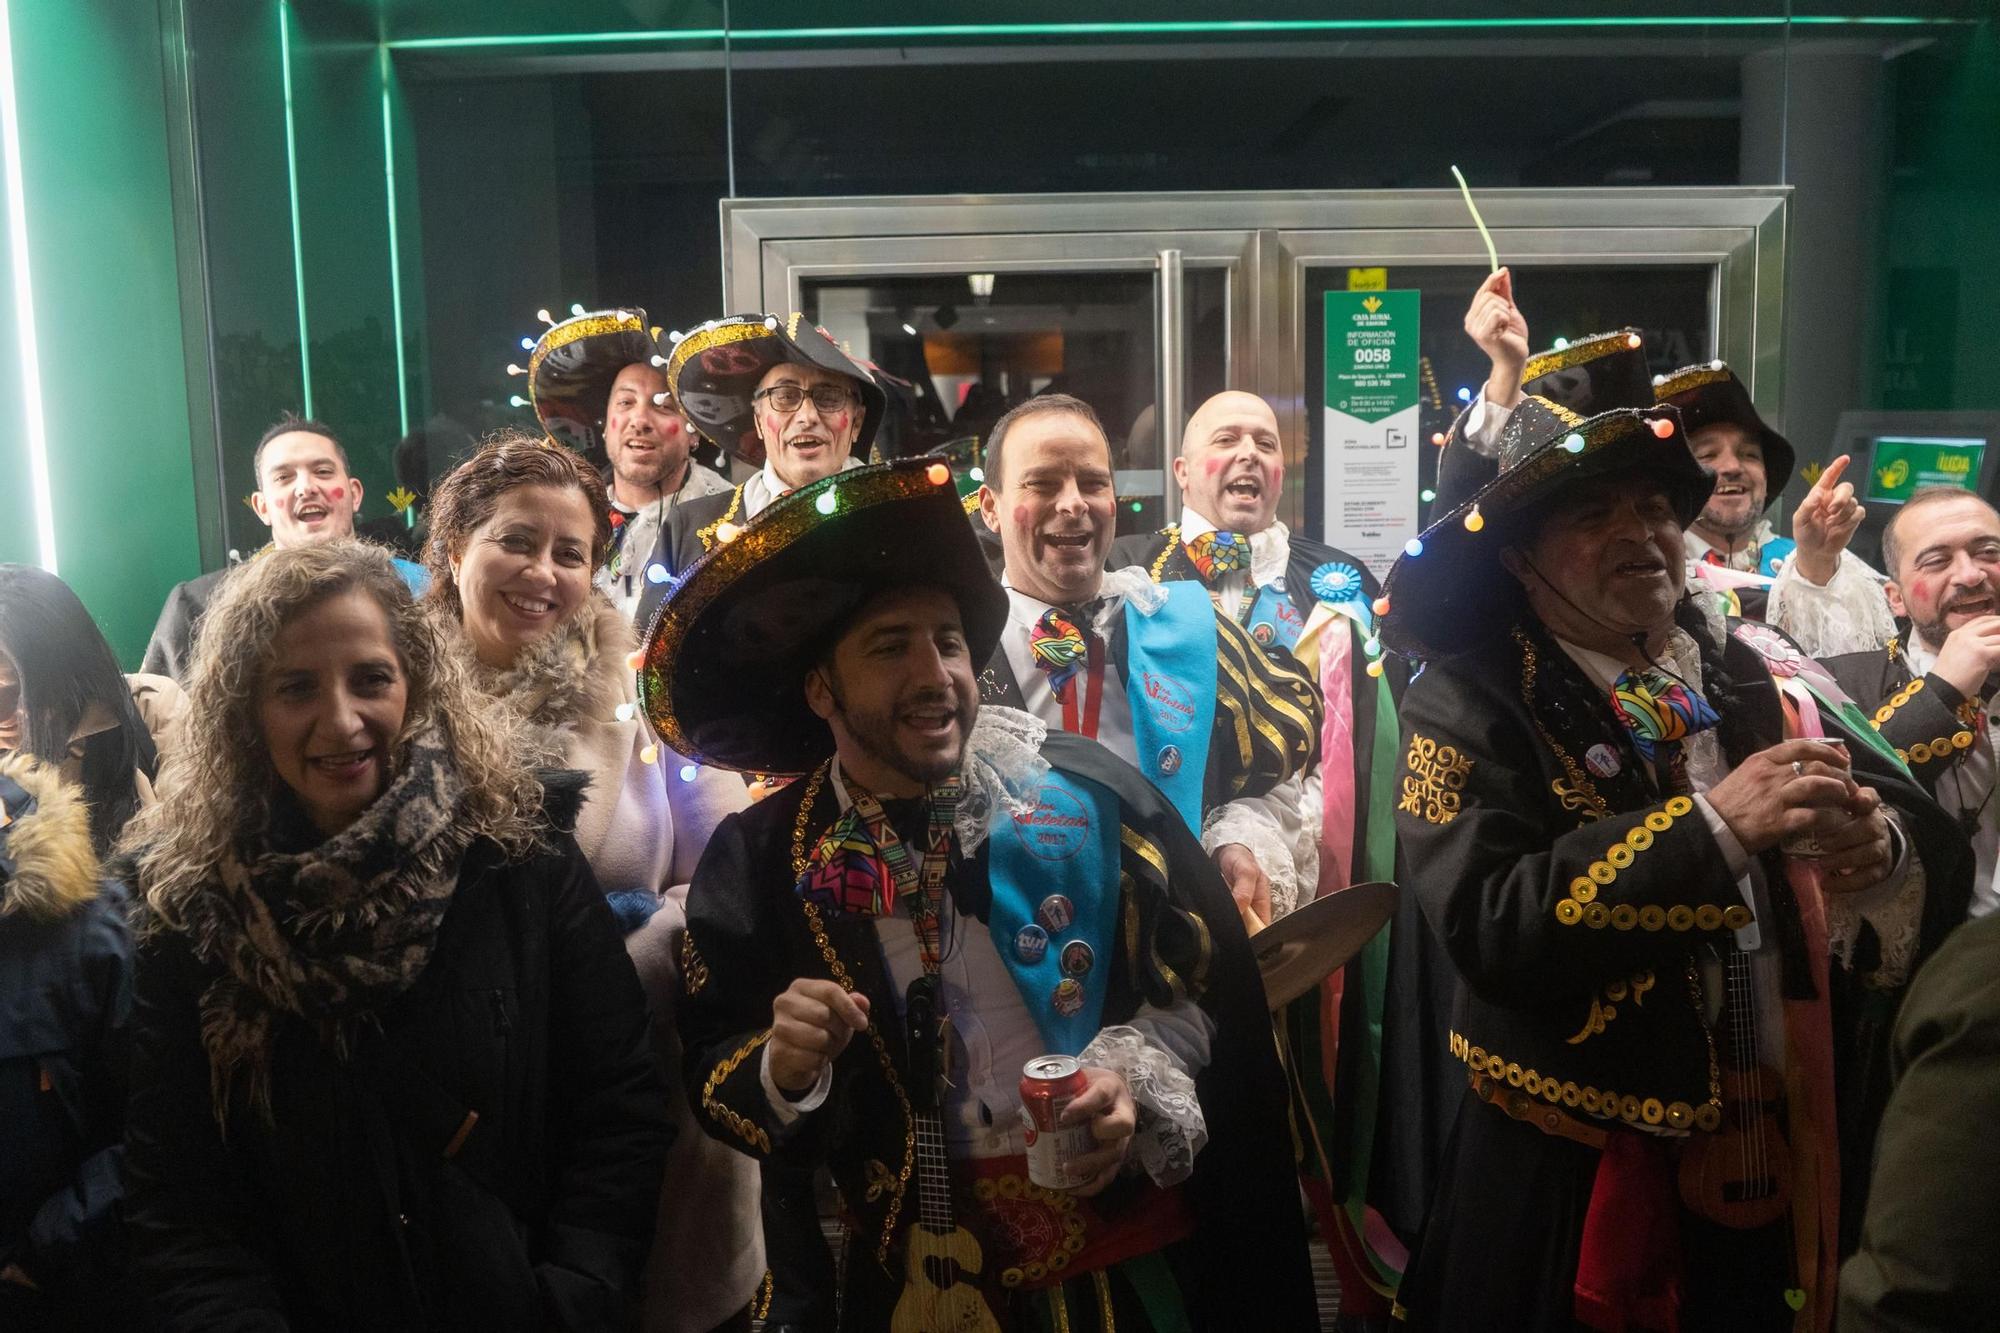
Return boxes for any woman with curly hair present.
[424,432,759,1333]
[119,539,671,1332]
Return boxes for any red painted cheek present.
[1203,457,1223,476]
[1011,503,1032,528]
[328,486,345,501]
[827,411,850,432]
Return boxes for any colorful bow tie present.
[1610,670,1721,762]
[1029,608,1090,700]
[1186,530,1251,583]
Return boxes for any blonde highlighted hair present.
[124,540,545,932]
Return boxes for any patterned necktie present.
[1185,530,1250,584]
[1029,607,1090,701]
[1610,669,1721,767]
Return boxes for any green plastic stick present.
[1451,164,1499,273]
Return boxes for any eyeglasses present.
[752,384,856,415]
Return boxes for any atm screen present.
[1863,435,1987,504]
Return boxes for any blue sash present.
[1758,536,1797,579]
[1122,581,1218,833]
[983,768,1123,1054]
[1242,581,1307,653]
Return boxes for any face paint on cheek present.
[1012,503,1032,530]
[1203,456,1224,476]
[827,411,849,433]
[328,486,345,501]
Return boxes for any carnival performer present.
[631,314,884,628]
[652,457,1318,1331]
[523,307,732,623]
[1,563,182,852]
[144,415,427,681]
[120,541,671,1331]
[422,431,761,1332]
[0,752,142,1329]
[1105,389,1434,1312]
[1377,396,1969,1330]
[974,393,1320,923]
[1820,487,2000,922]
[1442,272,1892,653]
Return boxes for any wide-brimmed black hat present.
[638,456,1006,774]
[526,307,666,453]
[1381,398,1714,660]
[665,313,886,470]
[1434,328,1654,514]
[1652,360,1794,498]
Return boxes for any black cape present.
[141,569,229,681]
[677,730,1319,1331]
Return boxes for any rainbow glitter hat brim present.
[527,308,662,452]
[637,456,1006,774]
[1378,401,1713,660]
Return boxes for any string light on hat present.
[505,363,525,376]
[536,309,555,326]
[715,521,742,544]
[519,336,534,350]
[508,395,527,408]
[1463,505,1485,532]
[1552,336,1570,351]
[646,563,670,584]
[1404,538,1424,557]
[1421,488,1437,502]
[926,462,951,487]
[570,303,586,316]
[1373,595,1391,616]
[679,764,700,783]
[1431,432,1447,447]
[1562,432,1586,453]
[615,702,636,722]
[1649,417,1676,438]
[815,489,839,516]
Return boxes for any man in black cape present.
[1376,395,1969,1330]
[646,458,1318,1331]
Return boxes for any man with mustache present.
[522,307,732,622]
[974,394,1321,927]
[1377,395,1967,1329]
[141,416,426,680]
[1821,487,2000,920]
[650,458,1316,1330]
[631,315,884,632]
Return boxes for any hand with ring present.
[1705,739,1860,855]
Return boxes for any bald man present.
[1108,391,1447,1315]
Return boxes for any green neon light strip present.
[379,45,409,437]
[279,1,312,416]
[385,14,1972,50]
[0,0,56,572]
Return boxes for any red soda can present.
[1019,1055,1095,1190]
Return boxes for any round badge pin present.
[1251,623,1276,645]
[1051,978,1085,1017]
[1157,745,1183,777]
[1014,924,1049,964]
[1585,743,1622,778]
[1060,940,1094,978]
[1037,894,1075,933]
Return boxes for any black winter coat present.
[123,830,673,1333]
[0,757,137,1333]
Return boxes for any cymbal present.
[1252,881,1400,1009]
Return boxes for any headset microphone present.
[1518,553,1700,691]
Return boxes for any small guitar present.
[1678,944,1792,1229]
[890,976,1002,1333]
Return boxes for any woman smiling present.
[119,541,670,1332]
[423,434,760,1333]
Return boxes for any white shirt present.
[1175,506,1291,622]
[997,586,1137,758]
[742,455,864,519]
[1901,633,2000,918]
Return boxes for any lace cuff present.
[1767,552,1897,659]
[1201,800,1301,918]
[1827,859,1926,988]
[1078,1024,1208,1187]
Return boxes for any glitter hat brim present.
[1378,402,1714,660]
[637,457,1006,774]
[527,309,662,452]
[667,313,888,470]
[1653,363,1794,498]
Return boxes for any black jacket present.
[632,486,743,636]
[1820,634,1984,798]
[123,829,672,1333]
[0,759,137,1332]
[140,570,228,681]
[679,733,1319,1331]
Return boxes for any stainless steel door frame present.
[722,187,1789,530]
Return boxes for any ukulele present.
[890,975,1002,1333]
[1678,945,1792,1229]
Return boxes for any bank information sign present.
[1866,435,1986,502]
[1323,290,1420,578]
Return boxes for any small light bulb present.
[1372,596,1391,616]
[650,355,667,368]
[506,363,525,375]
[1649,418,1675,439]
[1456,387,1472,403]
[1431,432,1447,447]
[1404,538,1424,558]
[679,764,699,783]
[901,322,918,336]
[536,308,553,325]
[1464,507,1485,533]
[926,462,950,486]
[639,744,659,766]
[1562,432,1586,453]
[570,303,586,316]
[1552,336,1570,350]
[646,563,669,584]
[520,336,535,351]
[652,393,670,406]
[626,650,645,671]
[614,702,635,722]
[1420,488,1437,502]
[1364,637,1383,657]
[1626,333,1642,349]
[969,467,984,483]
[1366,659,1385,678]
[815,490,839,515]
[715,522,741,544]
[508,395,527,408]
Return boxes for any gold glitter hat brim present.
[527,308,661,449]
[1378,402,1713,660]
[1653,362,1794,497]
[637,457,1007,774]
[1519,328,1655,416]
[666,313,888,468]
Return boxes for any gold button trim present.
[1625,827,1654,851]
[1450,1030,1711,1133]
[1910,742,1933,763]
[1645,812,1673,832]
[1722,905,1754,930]
[1694,905,1726,931]
[1665,796,1694,817]
[1556,801,1698,927]
[1570,875,1598,904]
[1954,731,1975,750]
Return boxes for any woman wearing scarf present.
[120,540,671,1332]
[422,434,759,1333]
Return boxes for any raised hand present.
[1930,614,2000,701]
[768,977,871,1093]
[1464,267,1531,410]
[1791,454,1865,585]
